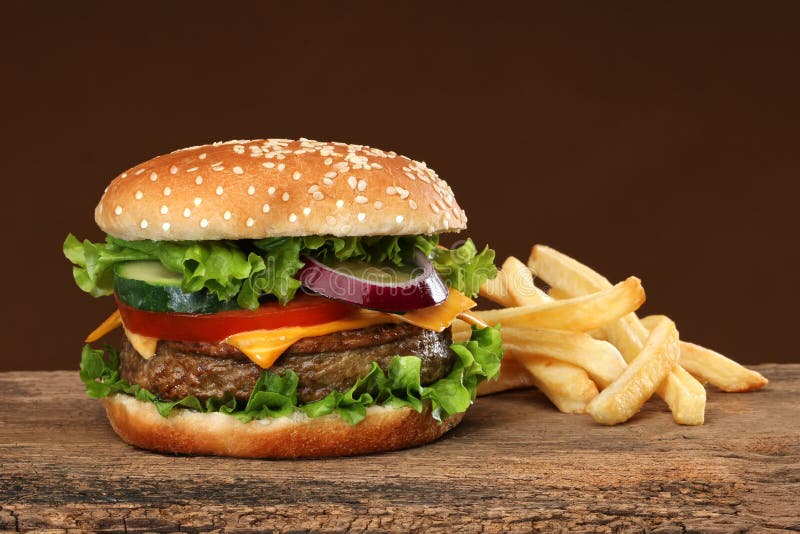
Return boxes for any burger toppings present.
[298,250,448,312]
[118,324,456,405]
[64,233,496,310]
[81,324,502,425]
[114,293,353,343]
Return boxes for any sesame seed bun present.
[96,139,467,241]
[101,394,464,458]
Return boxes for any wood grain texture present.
[1,365,798,532]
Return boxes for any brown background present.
[2,2,797,370]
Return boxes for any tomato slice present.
[116,293,355,342]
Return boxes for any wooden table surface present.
[1,365,798,533]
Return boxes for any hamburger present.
[64,138,502,458]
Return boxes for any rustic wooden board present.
[0,365,798,533]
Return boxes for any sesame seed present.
[336,199,344,208]
[195,176,203,185]
[216,186,224,195]
[114,206,123,215]
[326,215,336,226]
[162,222,171,231]
[312,191,324,200]
[355,195,368,204]
[187,167,198,172]
[322,177,334,186]
[268,186,276,195]
[233,145,245,154]
[289,213,297,222]
[224,211,232,220]
[303,207,311,216]
[293,171,302,180]
[135,191,143,200]
[404,172,416,181]
[386,186,396,195]
[194,197,202,206]
[282,192,290,201]
[308,185,320,193]
[324,157,333,165]
[211,165,224,172]
[395,215,404,224]
[325,171,337,179]
[263,162,275,169]
[357,179,367,191]
[409,199,418,210]
[277,163,286,171]
[246,217,255,227]
[149,172,158,181]
[262,203,270,213]
[163,187,171,196]
[140,219,148,229]
[200,218,209,228]
[247,185,255,195]
[183,208,191,217]
[170,165,178,175]
[121,172,127,178]
[232,166,244,175]
[160,205,168,214]
[373,201,383,209]
[199,153,207,160]
[134,168,145,175]
[347,176,357,189]
[357,213,366,222]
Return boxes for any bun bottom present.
[101,394,464,458]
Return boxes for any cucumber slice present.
[114,261,240,314]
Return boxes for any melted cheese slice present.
[226,289,476,369]
[226,312,398,368]
[124,328,158,359]
[398,288,475,331]
[86,289,475,368]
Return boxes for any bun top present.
[95,138,467,241]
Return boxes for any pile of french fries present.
[458,245,767,425]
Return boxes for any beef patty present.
[119,323,456,404]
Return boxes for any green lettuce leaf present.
[431,239,497,298]
[64,233,495,307]
[79,325,504,425]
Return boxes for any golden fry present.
[586,316,681,425]
[529,244,707,425]
[472,277,645,332]
[512,350,599,413]
[500,327,625,388]
[640,315,768,392]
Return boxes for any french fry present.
[512,350,599,413]
[640,315,768,392]
[477,352,536,396]
[479,267,515,307]
[499,256,552,306]
[585,316,681,425]
[470,277,645,332]
[477,257,600,406]
[500,327,626,388]
[529,245,707,425]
